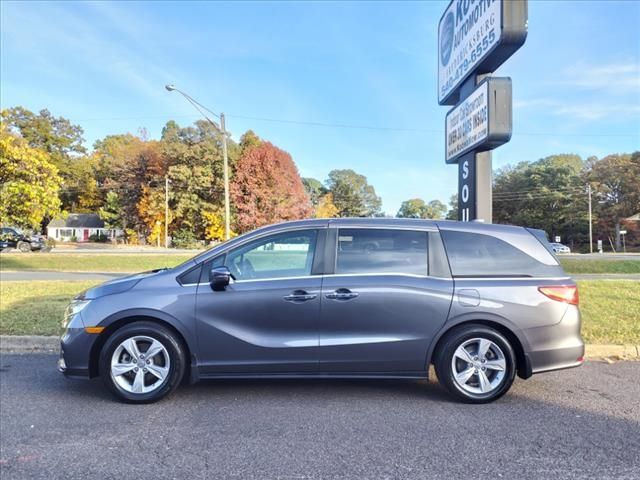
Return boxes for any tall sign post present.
[438,0,528,222]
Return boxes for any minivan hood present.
[78,269,168,300]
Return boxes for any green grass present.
[0,281,99,335]
[577,280,640,345]
[559,259,640,274]
[0,253,194,273]
[1,279,638,344]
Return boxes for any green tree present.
[99,191,123,238]
[302,177,327,208]
[326,169,382,217]
[0,127,62,230]
[397,198,447,219]
[493,154,587,248]
[586,152,640,250]
[446,194,458,220]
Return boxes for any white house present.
[47,214,121,242]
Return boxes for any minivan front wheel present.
[99,321,186,403]
[435,325,516,403]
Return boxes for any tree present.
[397,198,447,219]
[586,152,640,249]
[136,187,169,245]
[0,127,62,230]
[231,142,312,232]
[315,193,339,218]
[1,107,86,167]
[446,194,458,220]
[99,191,124,238]
[326,169,382,217]
[493,154,587,248]
[302,177,327,208]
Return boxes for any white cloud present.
[562,61,640,94]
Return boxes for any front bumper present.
[523,305,585,374]
[59,327,97,379]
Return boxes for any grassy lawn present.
[0,253,194,273]
[0,281,99,336]
[1,279,638,344]
[559,259,640,274]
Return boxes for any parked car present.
[550,242,571,254]
[59,218,584,404]
[0,227,48,252]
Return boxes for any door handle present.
[283,290,317,303]
[325,288,359,301]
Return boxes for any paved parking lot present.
[1,354,639,479]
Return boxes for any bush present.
[171,228,200,249]
[88,232,109,243]
[45,238,56,249]
[70,235,78,242]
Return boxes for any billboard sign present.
[445,77,512,164]
[438,0,528,105]
[458,153,476,222]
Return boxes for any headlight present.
[62,300,91,329]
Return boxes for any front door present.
[196,229,323,374]
[320,228,453,373]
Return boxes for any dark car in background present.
[59,218,584,404]
[0,227,47,252]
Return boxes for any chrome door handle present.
[283,291,317,302]
[325,289,359,300]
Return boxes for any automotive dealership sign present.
[438,0,528,105]
[445,77,512,163]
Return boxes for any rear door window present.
[336,228,428,276]
[440,230,562,277]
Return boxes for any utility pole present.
[220,113,231,240]
[165,175,169,248]
[587,184,593,254]
[165,85,231,241]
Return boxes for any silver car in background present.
[60,218,584,404]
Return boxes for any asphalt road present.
[1,355,638,480]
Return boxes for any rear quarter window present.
[440,230,564,278]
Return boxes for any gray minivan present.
[59,218,584,403]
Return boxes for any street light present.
[164,84,231,240]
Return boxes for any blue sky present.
[1,0,639,214]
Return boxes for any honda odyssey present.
[59,218,584,403]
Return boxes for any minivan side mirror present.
[210,266,234,291]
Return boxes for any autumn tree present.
[231,142,312,232]
[397,198,447,219]
[326,169,382,217]
[0,126,62,230]
[315,193,339,218]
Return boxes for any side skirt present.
[197,371,429,381]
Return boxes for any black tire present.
[99,321,186,403]
[435,324,516,404]
[17,241,31,253]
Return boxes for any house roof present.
[48,214,105,228]
[625,213,640,221]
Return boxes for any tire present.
[17,241,31,253]
[99,321,186,403]
[435,324,516,404]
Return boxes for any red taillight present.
[538,285,579,306]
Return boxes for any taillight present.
[538,285,579,306]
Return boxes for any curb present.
[1,335,639,360]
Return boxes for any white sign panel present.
[446,82,488,163]
[438,0,502,104]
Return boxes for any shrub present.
[171,228,200,249]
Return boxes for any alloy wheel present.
[450,337,507,395]
[110,335,171,394]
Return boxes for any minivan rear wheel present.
[99,321,186,403]
[435,325,516,403]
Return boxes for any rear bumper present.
[522,305,585,374]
